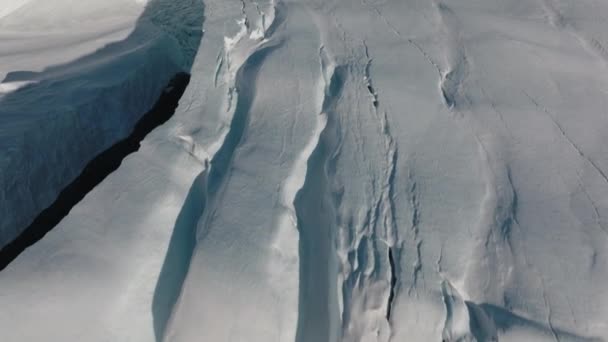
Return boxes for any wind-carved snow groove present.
[207,43,279,195]
[207,2,285,197]
[294,46,344,342]
[152,159,208,341]
[160,4,284,336]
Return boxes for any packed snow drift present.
[1,0,608,341]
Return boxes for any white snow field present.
[1,0,608,341]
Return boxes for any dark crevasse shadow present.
[152,169,206,341]
[0,73,190,270]
[0,0,204,265]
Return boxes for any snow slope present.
[2,0,608,341]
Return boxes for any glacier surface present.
[1,0,608,341]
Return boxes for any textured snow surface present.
[2,0,608,341]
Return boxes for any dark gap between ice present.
[387,247,397,320]
[0,72,190,271]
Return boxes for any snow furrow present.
[206,41,282,198]
[294,47,343,342]
[165,4,327,341]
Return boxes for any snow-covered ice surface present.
[2,0,608,341]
